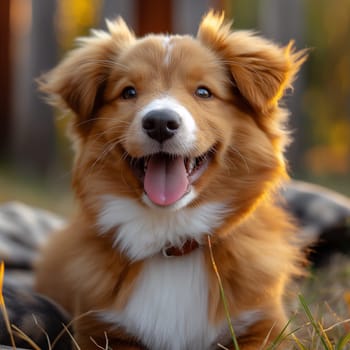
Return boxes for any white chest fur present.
[97,196,263,349]
[99,251,264,350]
[104,251,218,350]
[97,196,228,261]
[97,196,228,349]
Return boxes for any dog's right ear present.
[198,12,307,119]
[38,18,135,134]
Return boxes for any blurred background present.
[0,0,349,216]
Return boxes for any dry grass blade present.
[61,323,81,350]
[90,332,109,350]
[11,324,41,350]
[32,314,52,350]
[291,333,308,350]
[207,235,240,350]
[298,295,332,350]
[324,318,350,333]
[0,261,16,349]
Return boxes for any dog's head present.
[40,12,306,218]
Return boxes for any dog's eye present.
[121,86,137,99]
[195,86,212,99]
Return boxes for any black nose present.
[142,109,181,143]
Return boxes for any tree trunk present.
[12,0,58,176]
[258,0,306,175]
[0,0,11,159]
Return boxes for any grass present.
[287,296,350,350]
[0,261,16,349]
[208,242,350,350]
[287,254,350,349]
[208,235,240,350]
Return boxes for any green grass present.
[287,254,350,350]
[261,254,350,350]
[207,228,350,350]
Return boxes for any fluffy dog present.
[35,12,307,350]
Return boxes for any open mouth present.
[128,149,214,207]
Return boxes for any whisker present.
[81,140,120,180]
[228,145,250,174]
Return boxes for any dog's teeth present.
[144,157,149,172]
[186,158,196,174]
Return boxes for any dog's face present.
[97,34,234,210]
[40,12,306,220]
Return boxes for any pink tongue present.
[144,154,189,206]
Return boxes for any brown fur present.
[35,12,307,349]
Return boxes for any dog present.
[35,11,307,350]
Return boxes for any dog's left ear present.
[197,12,308,116]
[38,18,135,135]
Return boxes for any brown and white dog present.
[35,12,307,350]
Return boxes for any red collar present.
[162,239,200,257]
